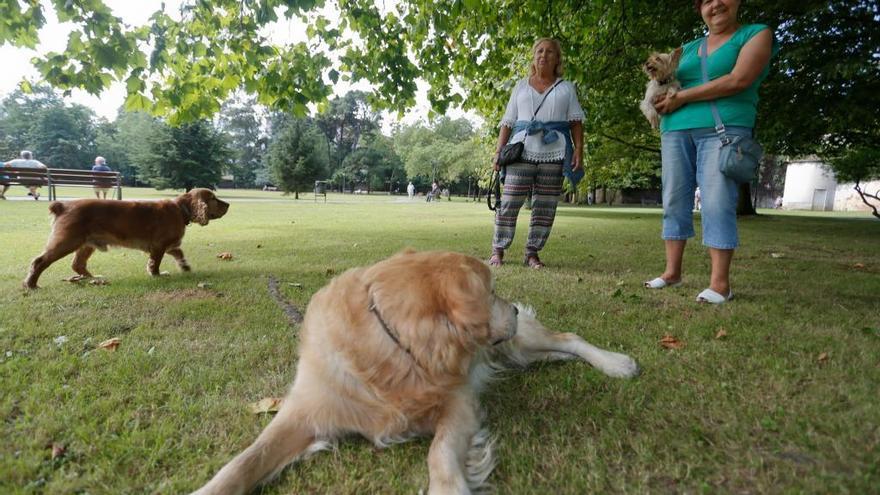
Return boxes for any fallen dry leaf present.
[216,252,234,260]
[197,282,212,289]
[660,334,684,349]
[770,252,784,259]
[817,352,829,363]
[98,337,121,351]
[50,443,66,459]
[62,274,89,283]
[249,397,283,414]
[715,328,728,339]
[853,263,865,269]
[88,278,109,286]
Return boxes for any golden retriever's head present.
[180,188,230,226]
[643,47,682,81]
[364,250,518,378]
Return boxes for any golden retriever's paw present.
[596,351,641,378]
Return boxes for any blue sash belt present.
[510,120,583,188]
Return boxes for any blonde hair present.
[529,38,564,77]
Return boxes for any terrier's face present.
[643,47,682,82]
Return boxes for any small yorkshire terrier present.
[640,47,682,129]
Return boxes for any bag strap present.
[530,79,563,122]
[699,38,732,145]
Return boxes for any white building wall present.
[834,180,880,212]
[782,161,837,211]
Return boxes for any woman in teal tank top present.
[643,0,778,304]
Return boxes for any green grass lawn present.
[1,190,878,494]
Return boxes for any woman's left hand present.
[654,91,684,114]
[572,153,583,171]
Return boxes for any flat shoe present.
[524,254,544,269]
[644,277,682,289]
[487,250,504,267]
[696,288,733,304]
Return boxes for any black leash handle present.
[487,170,502,211]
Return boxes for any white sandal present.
[644,277,682,289]
[696,288,733,304]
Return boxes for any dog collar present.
[179,202,192,225]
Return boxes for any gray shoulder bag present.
[700,37,762,184]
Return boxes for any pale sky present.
[0,0,481,131]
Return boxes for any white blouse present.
[500,78,585,163]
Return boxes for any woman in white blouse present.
[489,38,585,269]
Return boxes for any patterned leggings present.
[492,161,564,255]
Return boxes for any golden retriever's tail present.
[48,201,65,217]
[193,408,318,495]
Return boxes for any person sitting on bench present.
[3,150,48,200]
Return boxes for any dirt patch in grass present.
[145,289,220,303]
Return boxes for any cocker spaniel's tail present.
[49,201,65,217]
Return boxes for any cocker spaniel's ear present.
[191,194,209,226]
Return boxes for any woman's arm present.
[570,120,584,171]
[655,29,773,114]
[493,126,513,172]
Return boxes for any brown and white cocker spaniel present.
[193,250,639,495]
[23,188,229,289]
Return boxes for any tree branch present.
[599,132,660,154]
[854,180,880,220]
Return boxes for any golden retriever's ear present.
[438,258,493,345]
[191,193,209,226]
[364,252,494,377]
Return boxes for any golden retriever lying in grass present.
[194,250,639,494]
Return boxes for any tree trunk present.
[854,181,880,220]
[736,183,757,216]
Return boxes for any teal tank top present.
[661,24,779,132]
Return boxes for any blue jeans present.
[660,126,751,250]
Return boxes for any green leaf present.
[124,92,152,112]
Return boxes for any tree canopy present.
[136,119,228,190]
[0,87,97,168]
[2,0,877,202]
[392,117,485,189]
[266,117,328,198]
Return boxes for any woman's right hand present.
[492,153,500,172]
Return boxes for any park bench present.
[1,166,122,200]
